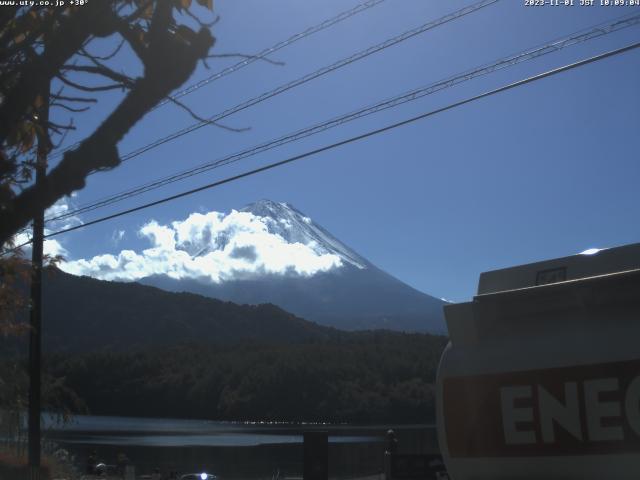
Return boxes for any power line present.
[7,40,638,256]
[43,11,640,225]
[158,0,388,107]
[121,0,498,161]
[51,0,499,164]
[50,0,388,159]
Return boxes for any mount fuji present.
[139,200,446,334]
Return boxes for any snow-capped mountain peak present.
[63,198,446,333]
[241,199,368,269]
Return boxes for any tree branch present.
[60,64,136,87]
[50,94,98,104]
[183,8,218,28]
[78,37,126,61]
[56,72,129,92]
[0,2,117,145]
[0,11,215,246]
[117,22,149,64]
[46,120,76,132]
[50,103,91,113]
[52,120,74,149]
[167,96,250,132]
[208,52,285,66]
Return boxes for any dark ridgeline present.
[143,264,446,334]
[0,264,447,424]
[40,268,340,353]
[15,268,447,424]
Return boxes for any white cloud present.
[111,229,126,245]
[7,197,81,260]
[13,231,68,259]
[44,196,83,231]
[61,209,343,282]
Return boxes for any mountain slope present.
[40,269,340,353]
[142,200,447,333]
[241,200,368,269]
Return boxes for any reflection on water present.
[58,434,381,448]
[45,415,437,478]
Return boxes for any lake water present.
[44,415,438,478]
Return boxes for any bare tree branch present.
[124,0,154,23]
[56,72,129,92]
[0,2,118,144]
[51,94,98,104]
[46,120,76,135]
[167,96,250,133]
[50,103,91,113]
[78,37,126,61]
[0,6,215,245]
[117,22,149,64]
[207,52,284,66]
[52,119,74,149]
[184,8,219,28]
[60,64,135,87]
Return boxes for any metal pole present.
[28,84,49,480]
[303,431,328,480]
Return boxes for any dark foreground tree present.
[0,0,217,247]
[0,1,220,445]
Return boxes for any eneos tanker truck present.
[436,242,640,479]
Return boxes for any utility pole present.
[28,83,49,480]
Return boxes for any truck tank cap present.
[477,242,640,295]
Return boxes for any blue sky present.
[39,0,640,302]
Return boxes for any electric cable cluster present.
[43,11,640,226]
[5,2,639,255]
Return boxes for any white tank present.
[436,243,640,480]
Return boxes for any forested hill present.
[40,269,341,352]
[18,269,450,423]
[46,332,448,423]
